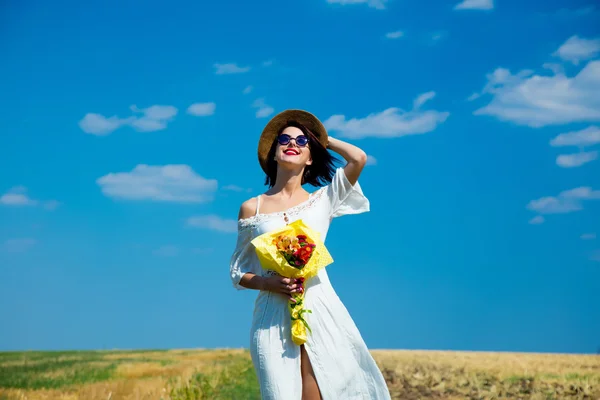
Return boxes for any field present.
[0,348,598,399]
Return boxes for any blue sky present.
[1,0,599,354]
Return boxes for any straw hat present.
[257,109,329,173]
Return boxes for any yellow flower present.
[290,237,301,251]
[273,235,289,251]
[290,306,300,319]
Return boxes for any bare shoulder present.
[238,196,258,220]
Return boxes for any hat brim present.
[258,109,329,173]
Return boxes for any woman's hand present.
[262,276,304,302]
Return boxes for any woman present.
[230,109,391,399]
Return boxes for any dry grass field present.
[0,348,598,399]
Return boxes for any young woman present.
[230,109,391,399]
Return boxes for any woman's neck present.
[269,168,306,198]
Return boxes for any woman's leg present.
[300,344,322,400]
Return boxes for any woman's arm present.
[236,198,303,297]
[327,137,368,185]
[238,272,302,300]
[238,272,268,290]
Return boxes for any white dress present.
[230,167,392,400]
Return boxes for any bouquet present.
[251,219,333,345]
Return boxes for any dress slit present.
[302,339,326,398]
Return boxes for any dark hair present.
[264,121,340,188]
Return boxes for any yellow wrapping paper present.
[251,219,333,345]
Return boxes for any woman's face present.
[275,126,313,169]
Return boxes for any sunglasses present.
[277,134,309,147]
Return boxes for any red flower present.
[295,246,313,264]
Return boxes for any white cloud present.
[366,155,377,166]
[214,63,250,75]
[556,151,598,168]
[527,186,600,215]
[553,35,600,65]
[262,60,274,67]
[326,0,388,10]
[186,215,237,233]
[324,92,449,139]
[128,118,165,132]
[252,98,275,118]
[550,126,600,147]
[385,31,404,39]
[528,215,545,225]
[551,126,600,168]
[0,186,59,210]
[132,105,177,120]
[222,184,252,193]
[0,186,37,206]
[153,245,179,257]
[187,102,216,117]
[129,105,178,132]
[454,0,493,10]
[467,92,481,101]
[542,63,564,75]
[2,238,36,253]
[79,104,178,135]
[79,113,129,136]
[581,233,596,240]
[413,91,436,109]
[590,250,600,262]
[473,60,600,127]
[243,86,253,95]
[256,107,274,118]
[223,184,244,192]
[97,164,218,203]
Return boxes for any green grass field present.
[0,349,598,399]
